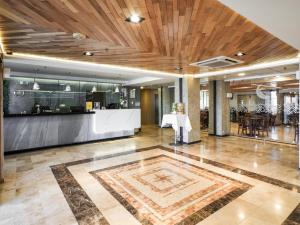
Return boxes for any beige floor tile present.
[0,126,299,225]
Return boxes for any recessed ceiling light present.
[276,75,281,78]
[236,52,246,57]
[125,15,145,23]
[238,72,246,76]
[73,32,86,40]
[83,51,94,56]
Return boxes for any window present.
[200,90,209,110]
[270,91,277,115]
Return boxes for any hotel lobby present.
[0,1,300,225]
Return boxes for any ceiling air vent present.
[190,56,244,68]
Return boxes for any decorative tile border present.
[282,203,300,225]
[51,164,109,225]
[51,145,300,225]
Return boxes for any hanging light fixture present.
[91,85,97,93]
[32,78,40,90]
[65,84,71,92]
[115,85,120,93]
[33,70,40,90]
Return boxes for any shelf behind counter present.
[4,109,141,153]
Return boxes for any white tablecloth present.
[161,114,192,132]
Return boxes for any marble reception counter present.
[4,109,141,153]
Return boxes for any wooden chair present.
[237,116,244,134]
[294,123,299,143]
[238,116,251,135]
[255,117,269,137]
[269,114,276,129]
[200,110,208,129]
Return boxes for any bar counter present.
[4,109,141,153]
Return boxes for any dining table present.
[247,115,264,136]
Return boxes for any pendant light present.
[65,84,71,92]
[115,84,119,93]
[91,85,97,93]
[33,78,40,90]
[33,70,40,90]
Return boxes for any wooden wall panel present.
[141,89,157,125]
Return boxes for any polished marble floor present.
[1,125,300,225]
[231,123,297,144]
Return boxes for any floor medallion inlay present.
[90,155,251,225]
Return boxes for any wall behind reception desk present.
[4,77,141,114]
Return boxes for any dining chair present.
[256,117,269,137]
[237,116,244,135]
[242,117,251,135]
[294,123,299,143]
[269,114,276,129]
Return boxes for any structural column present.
[297,69,300,169]
[208,80,230,136]
[162,86,171,115]
[0,54,3,183]
[175,77,201,143]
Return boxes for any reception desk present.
[4,109,141,153]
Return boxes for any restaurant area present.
[199,67,300,145]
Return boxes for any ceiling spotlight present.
[238,72,246,76]
[125,15,145,23]
[236,52,246,57]
[276,75,281,78]
[83,51,94,56]
[140,86,144,89]
[72,32,86,40]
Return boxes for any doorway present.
[140,88,158,125]
[154,94,159,125]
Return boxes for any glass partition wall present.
[198,82,299,145]
[3,77,140,115]
[230,91,299,145]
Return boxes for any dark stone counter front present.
[4,113,133,153]
[4,112,95,117]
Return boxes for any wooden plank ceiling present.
[230,79,300,92]
[0,0,297,74]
